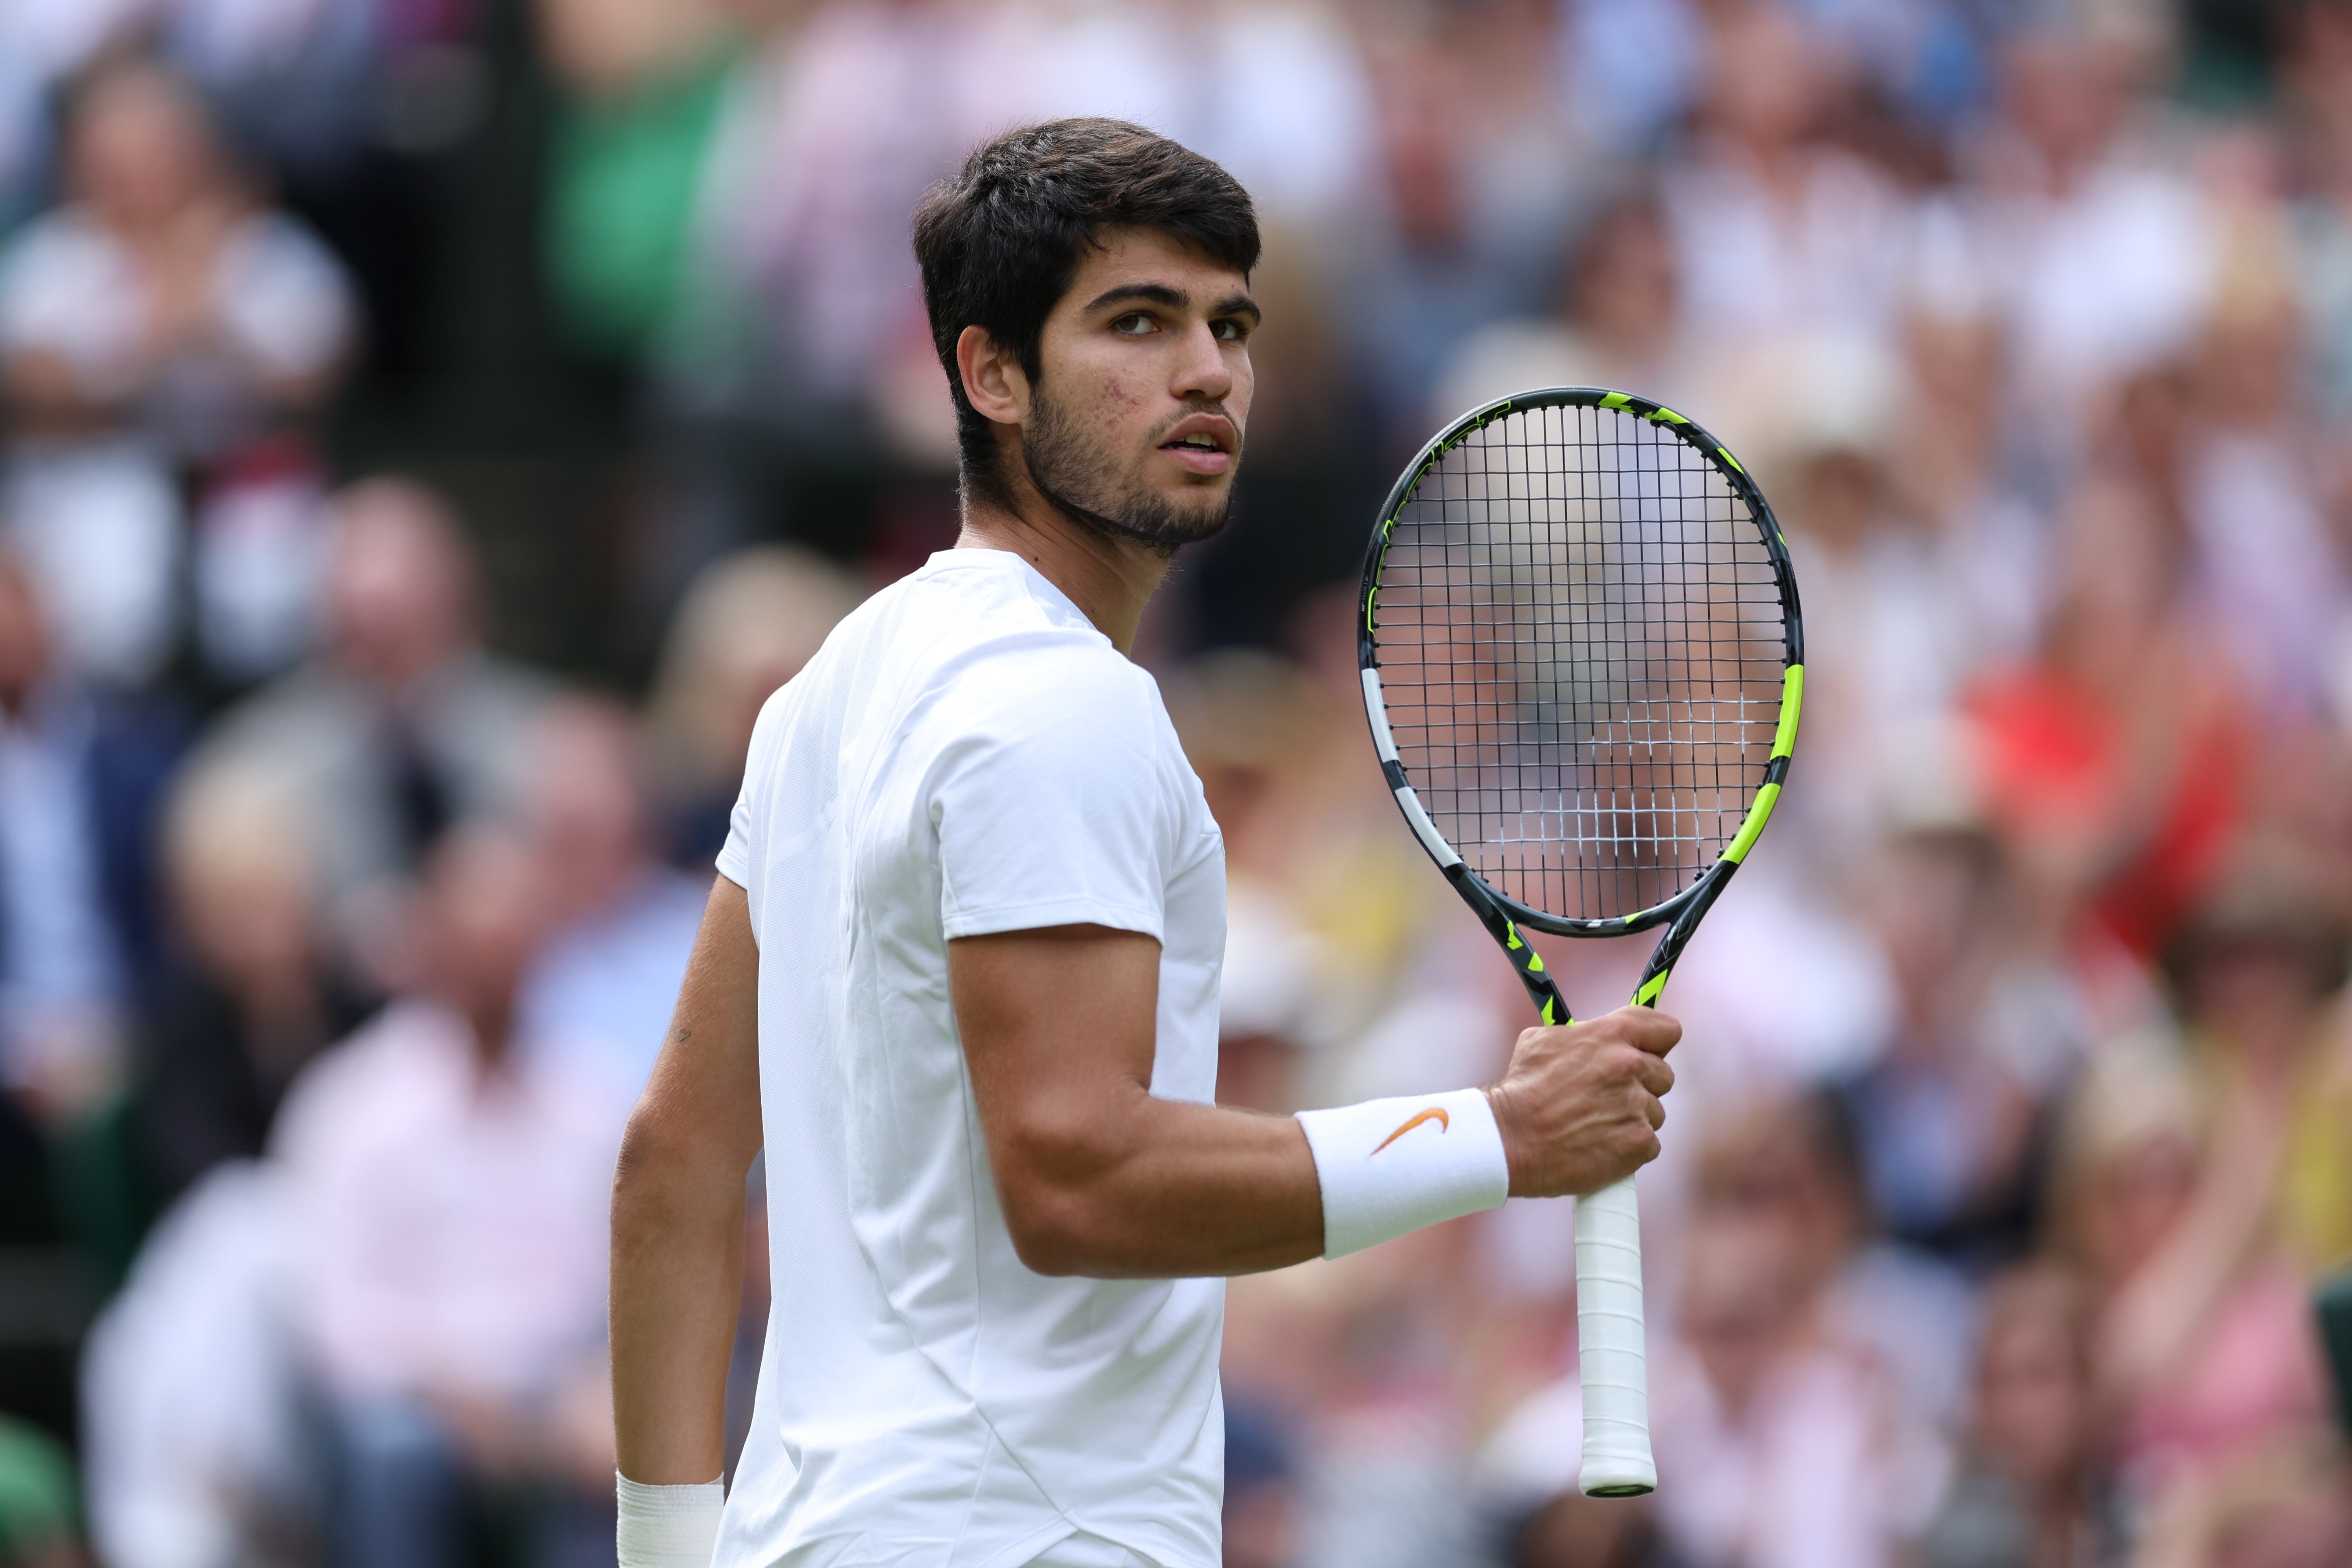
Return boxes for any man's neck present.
[955,489,1171,656]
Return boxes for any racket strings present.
[1371,403,1788,923]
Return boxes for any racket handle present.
[1574,1174,1656,1497]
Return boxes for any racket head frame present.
[1357,386,1806,1021]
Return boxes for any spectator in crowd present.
[2134,1436,2352,1568]
[0,53,356,458]
[2051,942,2336,1515]
[2178,223,2350,724]
[1661,7,1914,357]
[1331,2,1585,434]
[1166,649,1339,1112]
[0,548,183,1126]
[536,0,742,369]
[1431,182,1699,425]
[133,757,372,1207]
[1196,595,1460,1058]
[1886,257,2049,677]
[1765,344,1975,853]
[2283,0,2352,426]
[1769,1089,1982,1435]
[1480,1096,1953,1568]
[514,694,704,1102]
[272,827,616,1568]
[0,0,136,229]
[1646,1105,1953,1568]
[0,52,354,689]
[2157,868,2352,1276]
[1222,1403,1303,1568]
[198,477,554,952]
[162,0,388,183]
[79,1156,310,1568]
[1960,476,2244,965]
[1835,828,2073,1271]
[1916,1262,2123,1568]
[1965,13,2219,467]
[641,543,865,869]
[0,1412,83,1568]
[683,0,1381,444]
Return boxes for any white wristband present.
[1295,1086,1510,1257]
[617,1473,723,1568]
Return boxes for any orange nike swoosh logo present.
[1372,1107,1450,1154]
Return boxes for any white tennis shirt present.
[713,548,1227,1568]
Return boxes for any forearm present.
[2100,1103,2282,1402]
[610,1135,746,1483]
[2,351,131,434]
[610,877,764,1485]
[955,929,1671,1279]
[1008,1094,1325,1278]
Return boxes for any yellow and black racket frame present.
[1356,387,1806,1029]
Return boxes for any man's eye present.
[1212,318,1249,342]
[1112,313,1154,335]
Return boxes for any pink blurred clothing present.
[270,1000,621,1406]
[1645,1338,1952,1568]
[2112,1256,2333,1499]
[1480,1334,1950,1568]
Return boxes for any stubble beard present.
[1020,387,1236,558]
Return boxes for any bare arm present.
[2097,1087,2286,1410]
[951,924,1677,1278]
[611,877,763,1483]
[2,349,138,436]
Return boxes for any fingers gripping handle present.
[1575,1175,1656,1496]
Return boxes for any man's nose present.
[1171,320,1233,403]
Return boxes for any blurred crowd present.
[0,1,2350,1567]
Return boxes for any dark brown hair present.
[911,119,1259,508]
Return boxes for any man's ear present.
[956,325,1030,427]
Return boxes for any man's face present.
[1018,225,1257,553]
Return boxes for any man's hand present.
[1485,1007,1679,1198]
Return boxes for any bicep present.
[949,924,1160,1170]
[949,924,1324,1277]
[624,875,762,1178]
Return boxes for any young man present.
[609,120,1679,1568]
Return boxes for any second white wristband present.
[616,1473,723,1568]
[1296,1086,1510,1258]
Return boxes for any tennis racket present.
[1356,387,1803,1497]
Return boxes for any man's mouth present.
[1158,416,1236,475]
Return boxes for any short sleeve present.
[215,217,357,379]
[0,219,141,387]
[715,686,793,894]
[933,653,1174,943]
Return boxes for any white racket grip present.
[1574,1175,1657,1496]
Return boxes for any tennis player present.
[608,118,1680,1568]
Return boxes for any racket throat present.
[1444,865,1573,1025]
